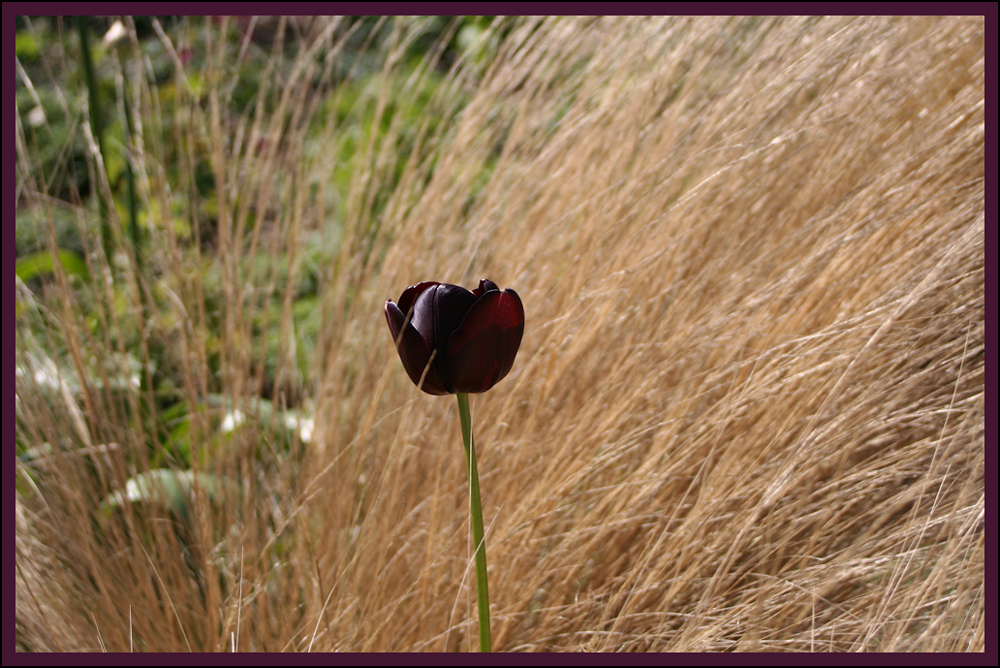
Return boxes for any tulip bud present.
[385,279,524,394]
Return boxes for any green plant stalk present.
[118,55,143,295]
[456,392,491,652]
[76,18,113,262]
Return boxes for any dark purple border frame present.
[4,3,995,665]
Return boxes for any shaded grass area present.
[15,16,984,652]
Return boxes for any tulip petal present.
[408,284,478,392]
[419,284,478,351]
[395,282,439,348]
[447,288,524,393]
[385,299,450,395]
[473,278,499,297]
[396,281,440,320]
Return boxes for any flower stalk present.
[386,279,522,652]
[457,392,491,652]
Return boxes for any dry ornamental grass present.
[15,16,984,652]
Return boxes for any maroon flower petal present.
[385,299,450,395]
[408,284,478,392]
[396,281,439,316]
[425,284,479,350]
[395,282,439,347]
[446,288,524,393]
[472,278,499,297]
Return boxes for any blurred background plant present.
[15,15,506,650]
[14,15,983,652]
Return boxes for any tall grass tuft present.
[15,16,984,652]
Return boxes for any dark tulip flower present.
[385,279,525,395]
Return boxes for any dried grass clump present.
[16,16,983,652]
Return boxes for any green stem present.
[76,18,113,262]
[456,392,491,652]
[117,53,144,305]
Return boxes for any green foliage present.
[15,249,90,284]
[16,30,41,61]
[101,469,240,524]
[15,14,471,448]
[14,15,510,652]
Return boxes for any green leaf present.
[15,249,90,283]
[15,31,41,61]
